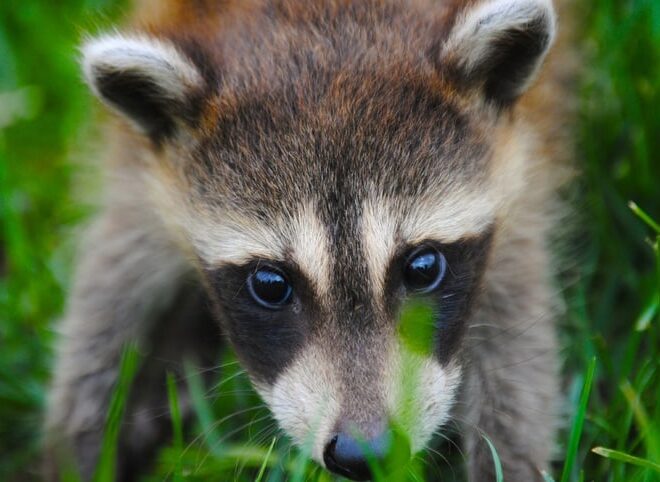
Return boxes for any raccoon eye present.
[247,267,293,309]
[403,246,447,293]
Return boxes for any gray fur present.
[45,0,575,480]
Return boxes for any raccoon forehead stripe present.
[361,192,495,294]
[288,204,332,297]
[189,204,331,294]
[361,200,398,298]
[190,214,285,265]
[401,189,496,244]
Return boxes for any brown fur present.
[45,1,576,480]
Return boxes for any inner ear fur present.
[440,0,556,108]
[82,34,205,142]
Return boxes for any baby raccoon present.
[45,0,575,480]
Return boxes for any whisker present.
[181,404,268,458]
[407,465,424,482]
[417,450,445,481]
[194,413,275,472]
[483,348,557,374]
[466,308,555,352]
[433,429,466,464]
[159,359,242,385]
[203,388,259,401]
[206,368,248,396]
[424,444,456,480]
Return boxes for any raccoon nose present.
[323,430,390,481]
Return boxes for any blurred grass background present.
[0,0,658,481]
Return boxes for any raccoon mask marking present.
[61,0,561,479]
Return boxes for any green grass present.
[1,0,659,481]
[560,357,597,482]
[480,434,503,482]
[166,372,185,482]
[95,347,139,482]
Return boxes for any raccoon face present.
[83,0,555,478]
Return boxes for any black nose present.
[323,430,390,481]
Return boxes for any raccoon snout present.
[322,429,391,481]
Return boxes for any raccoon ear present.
[440,0,556,108]
[82,34,205,141]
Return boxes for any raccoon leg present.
[44,203,204,480]
[116,284,221,481]
[462,263,559,481]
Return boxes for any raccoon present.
[45,0,575,480]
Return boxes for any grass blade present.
[480,433,503,482]
[592,447,660,473]
[620,380,659,462]
[184,360,224,455]
[635,293,659,331]
[560,356,597,482]
[166,372,184,482]
[254,436,277,482]
[93,346,139,482]
[288,450,310,482]
[629,201,660,234]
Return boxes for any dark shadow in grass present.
[0,239,6,277]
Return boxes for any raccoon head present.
[82,0,555,479]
